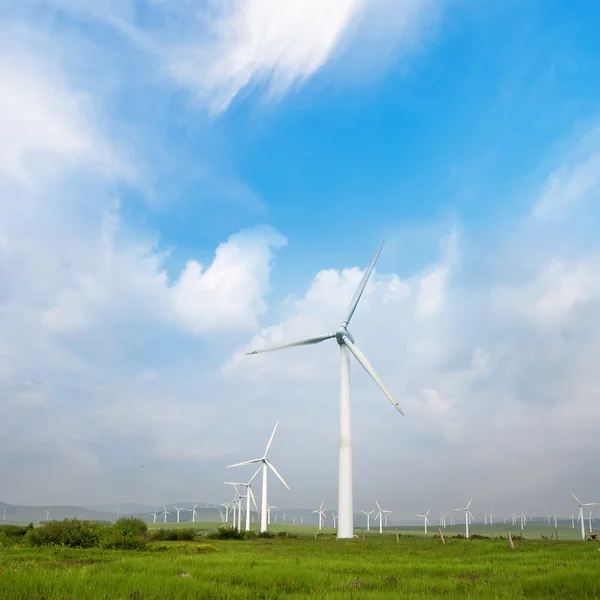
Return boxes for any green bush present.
[26,519,103,548]
[206,526,245,540]
[0,524,31,538]
[151,529,179,541]
[100,517,148,550]
[257,531,275,539]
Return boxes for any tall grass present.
[0,535,598,599]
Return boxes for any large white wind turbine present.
[227,423,289,533]
[361,509,374,531]
[453,497,473,539]
[571,492,597,541]
[246,244,404,539]
[374,501,391,534]
[417,509,431,535]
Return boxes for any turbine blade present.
[467,497,473,509]
[266,460,290,490]
[248,465,262,485]
[264,422,279,456]
[246,333,335,355]
[343,337,404,415]
[571,492,583,505]
[248,487,258,511]
[226,458,262,468]
[343,242,384,326]
[583,503,598,507]
[376,500,382,511]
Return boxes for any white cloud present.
[167,0,437,111]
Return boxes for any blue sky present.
[2,0,600,519]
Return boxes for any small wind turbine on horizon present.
[45,509,50,521]
[374,501,391,535]
[361,509,374,531]
[453,497,473,539]
[245,243,404,539]
[224,468,260,531]
[552,511,560,528]
[3,507,7,521]
[571,492,597,541]
[417,509,431,535]
[520,511,527,531]
[226,422,290,533]
[150,510,158,524]
[570,513,575,528]
[173,506,185,524]
[161,505,170,523]
[588,510,596,534]
[312,502,327,530]
[189,504,199,523]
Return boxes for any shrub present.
[470,534,490,540]
[176,528,198,541]
[0,524,31,538]
[195,543,218,553]
[26,519,103,548]
[151,529,179,541]
[100,517,148,550]
[100,530,148,550]
[257,531,275,539]
[206,526,245,540]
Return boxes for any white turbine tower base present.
[246,244,404,539]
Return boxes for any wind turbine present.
[150,510,158,524]
[312,502,327,530]
[520,511,527,531]
[552,511,560,529]
[332,513,338,528]
[226,422,290,533]
[453,497,473,539]
[440,512,450,528]
[509,512,517,526]
[161,505,170,523]
[489,510,494,526]
[571,492,597,541]
[292,516,297,525]
[173,506,185,524]
[246,244,404,539]
[417,509,431,535]
[224,468,260,531]
[361,509,374,531]
[570,513,575,528]
[221,502,231,523]
[588,510,595,533]
[45,509,50,521]
[267,504,276,525]
[189,504,199,523]
[374,501,391,534]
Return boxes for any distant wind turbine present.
[417,510,431,535]
[161,505,170,523]
[226,422,290,533]
[3,507,7,521]
[552,511,560,529]
[150,510,158,524]
[570,513,575,528]
[45,509,50,521]
[588,510,596,534]
[224,468,260,531]
[312,502,327,530]
[361,509,374,531]
[374,501,391,535]
[453,497,473,539]
[245,244,404,539]
[173,506,184,524]
[571,492,597,541]
[189,504,199,523]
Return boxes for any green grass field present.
[1,528,599,599]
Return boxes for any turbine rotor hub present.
[335,326,354,345]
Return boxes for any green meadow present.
[1,522,599,599]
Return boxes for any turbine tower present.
[417,509,431,534]
[224,468,260,531]
[571,492,597,541]
[226,422,289,533]
[246,244,404,539]
[552,511,560,529]
[453,497,473,539]
[150,510,158,524]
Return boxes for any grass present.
[1,530,599,599]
